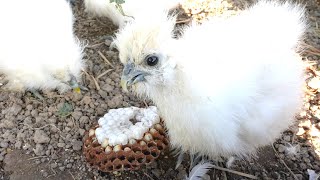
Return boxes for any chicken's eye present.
[145,55,159,66]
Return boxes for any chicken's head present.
[115,11,178,97]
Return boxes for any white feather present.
[185,162,214,180]
[84,0,181,28]
[0,0,84,93]
[116,0,307,160]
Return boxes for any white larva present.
[95,106,160,146]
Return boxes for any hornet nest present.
[83,106,169,172]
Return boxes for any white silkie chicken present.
[84,0,181,28]
[0,0,85,95]
[117,0,307,161]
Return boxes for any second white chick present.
[0,0,84,94]
[84,0,181,28]
[117,1,307,159]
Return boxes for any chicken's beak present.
[120,63,147,92]
[69,75,81,94]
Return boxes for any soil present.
[0,0,320,180]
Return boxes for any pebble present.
[283,135,291,142]
[51,163,58,169]
[72,111,83,121]
[34,144,45,156]
[0,142,8,148]
[59,166,65,171]
[72,141,83,151]
[81,96,92,105]
[9,104,22,116]
[278,144,286,153]
[33,130,50,144]
[57,143,66,148]
[67,164,72,168]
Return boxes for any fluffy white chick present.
[84,0,181,28]
[116,0,307,159]
[0,0,85,94]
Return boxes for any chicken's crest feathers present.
[114,10,176,65]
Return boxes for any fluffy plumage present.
[117,0,307,159]
[84,0,181,27]
[0,0,85,93]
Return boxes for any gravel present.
[0,0,319,179]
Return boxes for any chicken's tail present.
[243,0,307,51]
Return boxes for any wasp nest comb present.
[83,106,169,172]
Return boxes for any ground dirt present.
[0,0,320,179]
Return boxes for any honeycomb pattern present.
[83,122,169,172]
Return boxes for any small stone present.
[105,39,113,46]
[33,130,50,144]
[57,143,65,148]
[42,171,48,177]
[0,142,8,148]
[59,166,65,171]
[14,141,22,149]
[52,154,58,159]
[81,96,92,105]
[283,135,291,142]
[294,174,303,180]
[98,90,109,100]
[299,163,307,170]
[101,84,114,92]
[66,164,72,168]
[78,129,86,136]
[9,104,22,116]
[278,144,286,153]
[72,111,82,121]
[72,141,83,151]
[51,163,58,169]
[33,144,45,156]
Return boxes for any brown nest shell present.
[83,122,169,172]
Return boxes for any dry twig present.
[96,69,114,79]
[211,165,258,179]
[98,51,114,68]
[82,69,100,90]
[272,144,298,180]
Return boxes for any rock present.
[33,144,45,156]
[81,96,92,105]
[51,163,58,169]
[98,90,109,100]
[9,104,22,116]
[294,174,303,180]
[72,111,82,120]
[299,163,307,170]
[33,130,50,144]
[101,84,114,92]
[14,141,22,149]
[105,39,113,46]
[283,135,291,142]
[72,141,83,151]
[66,164,72,168]
[59,166,65,171]
[278,144,286,153]
[0,142,8,148]
[57,143,65,148]
[78,129,86,136]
